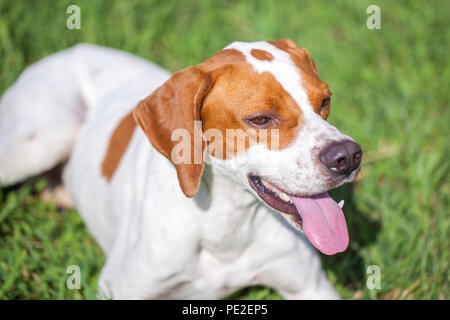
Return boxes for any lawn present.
[0,0,448,299]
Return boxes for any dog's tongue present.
[291,192,349,255]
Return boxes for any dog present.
[0,39,362,299]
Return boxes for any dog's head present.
[134,39,362,255]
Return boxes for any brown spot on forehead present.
[250,49,273,61]
[269,39,332,115]
[101,112,136,181]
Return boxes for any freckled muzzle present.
[244,121,360,256]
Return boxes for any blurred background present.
[0,0,448,299]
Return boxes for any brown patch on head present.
[269,39,332,119]
[250,49,273,61]
[101,112,136,181]
[270,38,298,50]
[197,48,246,73]
[201,63,303,159]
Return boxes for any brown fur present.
[201,63,302,159]
[250,49,274,61]
[133,66,212,198]
[198,48,246,72]
[101,112,136,181]
[269,39,332,119]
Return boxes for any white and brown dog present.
[0,39,362,299]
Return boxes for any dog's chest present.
[167,190,289,298]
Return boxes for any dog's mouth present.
[248,174,349,255]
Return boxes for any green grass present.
[0,179,103,299]
[0,0,449,299]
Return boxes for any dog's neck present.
[193,162,269,257]
[196,162,256,211]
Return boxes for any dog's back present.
[0,44,172,251]
[0,43,169,185]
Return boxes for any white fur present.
[219,42,356,229]
[0,42,348,299]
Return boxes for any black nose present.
[319,140,362,175]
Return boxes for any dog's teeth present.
[279,192,291,203]
[261,179,292,203]
[262,179,275,190]
[263,180,273,188]
[338,200,345,209]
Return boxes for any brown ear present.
[133,66,212,198]
[269,38,298,50]
[269,39,319,76]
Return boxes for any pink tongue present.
[291,192,349,255]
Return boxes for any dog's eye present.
[246,116,272,127]
[319,97,331,119]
